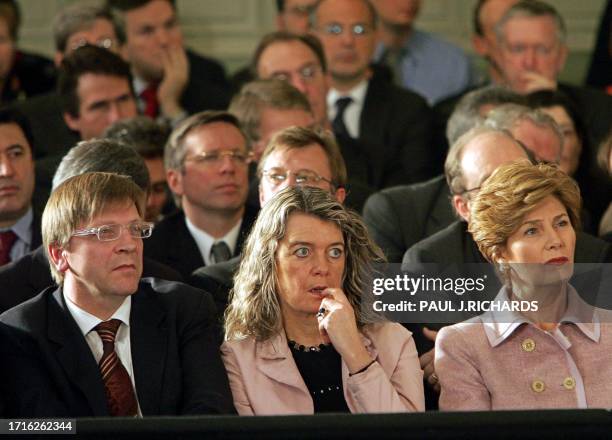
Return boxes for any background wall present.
[15,0,608,85]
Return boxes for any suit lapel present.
[47,288,108,416]
[130,286,167,415]
[256,333,311,407]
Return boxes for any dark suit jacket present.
[341,77,433,188]
[181,50,231,114]
[0,278,234,417]
[144,205,258,279]
[190,256,240,334]
[362,175,455,262]
[0,246,183,314]
[1,50,56,104]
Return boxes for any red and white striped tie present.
[94,319,138,416]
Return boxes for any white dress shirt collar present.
[327,79,369,138]
[184,216,242,266]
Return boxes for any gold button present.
[521,338,536,352]
[531,380,545,393]
[563,377,576,390]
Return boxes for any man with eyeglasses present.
[191,126,347,328]
[311,0,435,187]
[0,171,234,417]
[13,2,123,166]
[0,138,183,314]
[145,111,258,279]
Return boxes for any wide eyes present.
[292,246,344,259]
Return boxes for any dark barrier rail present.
[33,409,612,440]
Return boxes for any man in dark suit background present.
[0,107,41,266]
[145,111,257,279]
[14,2,124,164]
[107,0,230,124]
[0,171,233,417]
[310,0,435,184]
[363,85,525,263]
[0,138,182,313]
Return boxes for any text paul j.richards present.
[373,300,539,313]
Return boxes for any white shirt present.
[185,216,242,266]
[327,80,369,139]
[62,294,142,416]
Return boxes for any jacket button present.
[521,338,536,352]
[563,377,576,390]
[531,380,545,393]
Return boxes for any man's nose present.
[0,156,15,177]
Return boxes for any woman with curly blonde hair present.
[223,186,424,414]
[436,161,612,410]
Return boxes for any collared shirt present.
[481,285,600,409]
[132,76,187,127]
[0,207,33,262]
[185,215,242,266]
[326,80,369,139]
[373,28,476,105]
[63,293,142,416]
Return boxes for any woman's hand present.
[317,288,373,374]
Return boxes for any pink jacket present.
[435,289,612,410]
[221,322,424,415]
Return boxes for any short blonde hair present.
[469,162,581,263]
[42,172,145,284]
[224,186,384,341]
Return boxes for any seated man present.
[0,138,182,313]
[0,171,234,417]
[14,2,123,162]
[145,111,258,279]
[0,108,39,267]
[107,0,230,121]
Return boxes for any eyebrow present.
[288,240,344,247]
[519,213,569,227]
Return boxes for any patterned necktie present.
[94,319,138,417]
[332,97,353,139]
[0,230,17,266]
[211,241,231,263]
[140,83,159,118]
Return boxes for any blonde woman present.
[436,162,612,410]
[222,186,424,414]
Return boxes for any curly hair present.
[468,161,581,264]
[224,186,384,341]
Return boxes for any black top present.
[289,343,350,414]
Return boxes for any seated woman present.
[435,161,612,410]
[222,186,424,415]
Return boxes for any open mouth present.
[309,286,327,296]
[545,257,568,265]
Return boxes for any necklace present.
[288,339,329,352]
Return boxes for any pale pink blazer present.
[221,322,424,415]
[435,290,612,410]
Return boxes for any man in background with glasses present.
[0,171,234,417]
[145,111,258,279]
[310,0,435,189]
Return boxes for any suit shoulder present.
[0,288,53,330]
[575,231,612,263]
